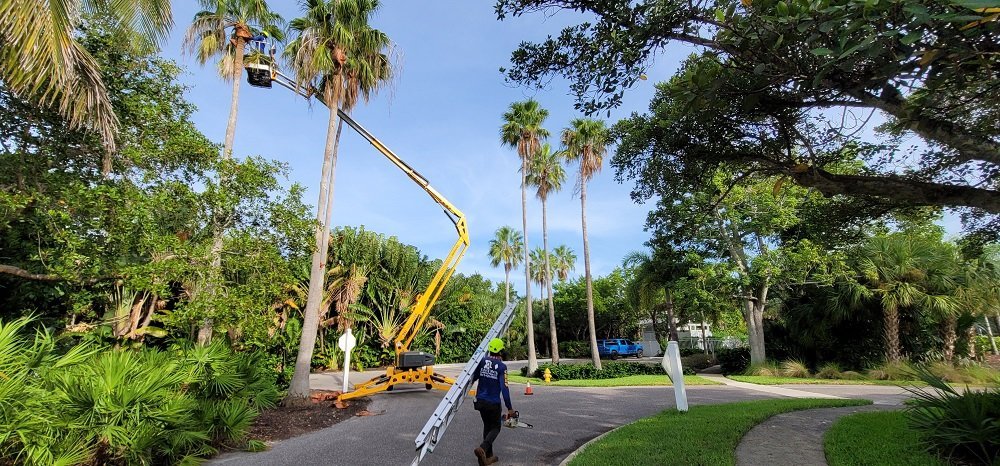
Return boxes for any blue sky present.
[160,2,961,294]
[160,2,696,294]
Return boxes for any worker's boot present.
[474,447,488,466]
[485,454,499,465]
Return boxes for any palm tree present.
[501,99,550,373]
[552,245,577,282]
[183,0,284,345]
[488,226,524,305]
[527,143,566,363]
[529,247,548,298]
[623,251,664,345]
[561,117,609,369]
[0,1,173,171]
[851,234,957,363]
[183,0,285,158]
[284,0,394,404]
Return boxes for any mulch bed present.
[248,390,377,443]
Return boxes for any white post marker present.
[661,341,688,412]
[338,328,357,394]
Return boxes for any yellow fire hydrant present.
[543,367,552,383]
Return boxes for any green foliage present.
[717,347,751,375]
[906,369,1000,465]
[825,411,946,466]
[815,363,842,380]
[568,398,869,466]
[0,318,278,465]
[525,361,663,380]
[780,359,811,378]
[558,340,591,358]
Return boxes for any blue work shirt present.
[471,355,512,410]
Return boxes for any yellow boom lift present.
[248,61,469,401]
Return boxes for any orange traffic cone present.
[524,382,534,395]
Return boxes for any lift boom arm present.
[270,71,469,362]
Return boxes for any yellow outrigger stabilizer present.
[264,70,469,401]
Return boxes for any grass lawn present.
[507,374,720,387]
[825,411,944,466]
[569,398,870,466]
[729,375,925,386]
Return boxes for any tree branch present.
[0,265,113,284]
[788,167,1000,213]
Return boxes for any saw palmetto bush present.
[906,368,1000,465]
[0,317,279,465]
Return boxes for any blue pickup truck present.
[597,339,643,359]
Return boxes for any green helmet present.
[487,338,505,353]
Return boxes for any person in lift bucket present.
[470,338,513,466]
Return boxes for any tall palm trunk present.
[542,198,559,363]
[581,176,601,370]
[288,104,341,402]
[883,306,902,363]
[224,35,245,158]
[504,266,511,305]
[197,34,247,345]
[521,158,537,373]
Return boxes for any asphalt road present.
[211,361,915,466]
[213,385,775,465]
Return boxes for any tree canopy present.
[497,0,1000,240]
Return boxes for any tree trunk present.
[224,35,245,159]
[942,314,957,362]
[700,312,709,355]
[581,177,601,370]
[286,104,341,404]
[966,325,976,360]
[503,267,510,305]
[650,305,662,346]
[664,289,678,341]
[747,299,766,364]
[883,306,902,363]
[542,198,559,364]
[520,157,537,373]
[986,314,999,355]
[198,35,246,345]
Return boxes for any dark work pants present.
[476,401,502,457]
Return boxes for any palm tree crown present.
[552,245,577,281]
[526,143,566,202]
[501,99,551,164]
[183,0,285,81]
[561,118,609,185]
[1,1,173,155]
[489,226,525,275]
[284,0,394,111]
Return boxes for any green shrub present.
[747,362,781,377]
[838,370,866,380]
[558,340,591,358]
[906,369,1000,465]
[780,359,811,378]
[679,347,702,357]
[717,347,750,375]
[0,317,280,465]
[680,353,715,372]
[816,363,842,379]
[867,361,917,381]
[529,361,663,380]
[974,336,1000,357]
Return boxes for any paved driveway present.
[212,362,915,466]
[213,383,775,466]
